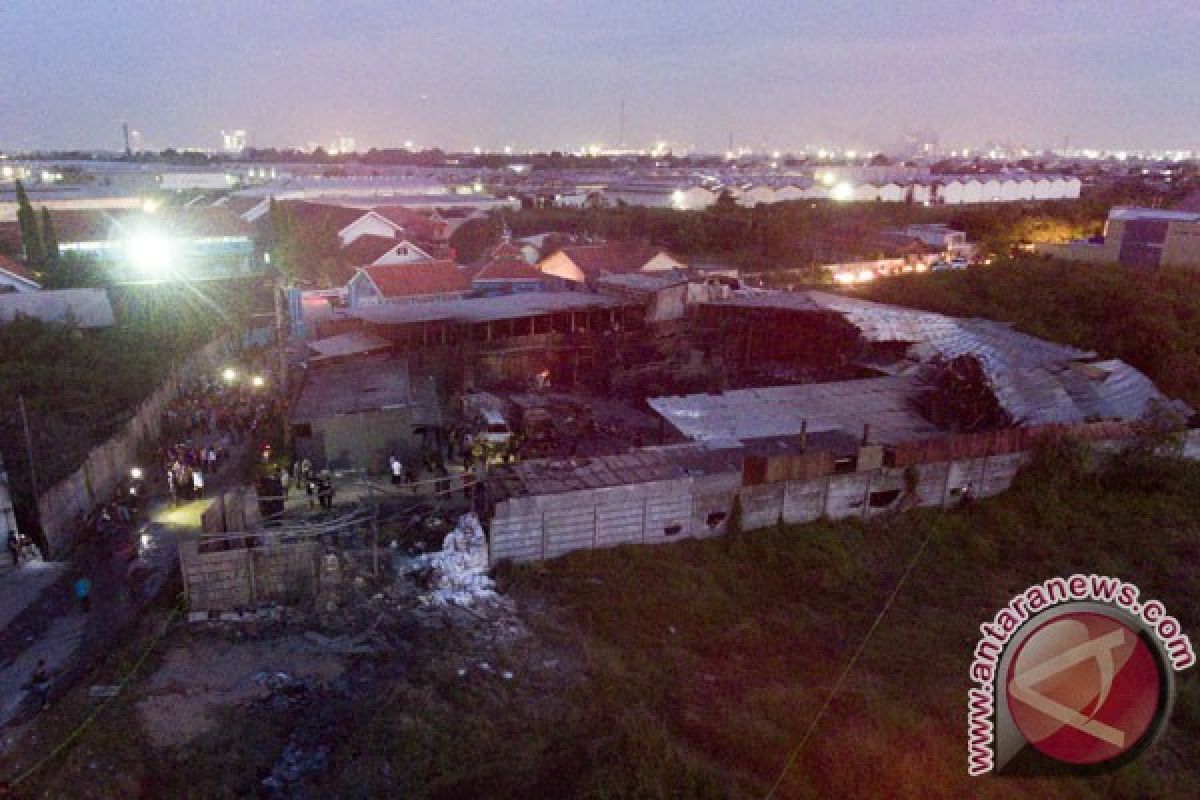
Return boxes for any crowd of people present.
[158,375,281,505]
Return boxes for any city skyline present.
[3,1,1199,153]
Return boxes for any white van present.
[477,409,513,446]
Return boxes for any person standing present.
[6,534,19,568]
[74,576,92,613]
[30,659,51,710]
[390,455,404,486]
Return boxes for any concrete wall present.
[488,449,1036,565]
[295,407,419,472]
[35,335,231,556]
[179,535,324,611]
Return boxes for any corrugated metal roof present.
[0,288,114,328]
[703,289,1185,430]
[648,374,941,445]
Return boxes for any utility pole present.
[17,395,39,499]
[619,97,626,149]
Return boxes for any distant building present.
[39,207,256,280]
[1037,207,1200,269]
[221,129,248,154]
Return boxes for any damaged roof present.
[649,374,942,446]
[495,442,743,497]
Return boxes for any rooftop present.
[360,260,470,298]
[0,288,115,328]
[649,374,941,446]
[348,291,631,326]
[1108,206,1200,223]
[292,356,437,422]
[494,442,744,497]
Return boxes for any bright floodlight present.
[222,367,238,383]
[126,232,174,274]
[830,182,856,202]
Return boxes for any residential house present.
[346,261,470,307]
[341,235,433,268]
[469,255,546,297]
[537,242,687,288]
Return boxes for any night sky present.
[2,0,1197,153]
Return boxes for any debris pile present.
[262,735,331,798]
[410,514,496,607]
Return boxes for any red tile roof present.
[341,234,401,267]
[471,256,545,283]
[372,206,447,241]
[0,254,40,287]
[550,242,677,281]
[362,260,470,298]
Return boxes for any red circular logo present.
[1005,612,1164,765]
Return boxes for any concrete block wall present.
[36,335,230,556]
[489,448,1055,565]
[179,535,322,611]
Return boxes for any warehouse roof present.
[348,291,631,326]
[649,374,941,446]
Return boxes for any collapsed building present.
[484,290,1196,564]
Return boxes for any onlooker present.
[74,576,92,613]
[30,659,51,710]
[390,455,404,486]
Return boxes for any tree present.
[14,181,44,266]
[449,216,503,264]
[39,207,59,265]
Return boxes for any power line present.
[762,522,938,799]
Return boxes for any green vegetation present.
[0,283,256,520]
[493,451,1200,798]
[14,180,44,266]
[266,197,346,287]
[861,257,1200,412]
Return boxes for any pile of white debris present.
[412,513,497,607]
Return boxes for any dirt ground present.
[136,636,347,749]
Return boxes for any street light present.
[251,374,265,388]
[222,367,238,383]
[130,466,144,480]
[125,231,175,274]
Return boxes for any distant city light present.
[830,182,855,202]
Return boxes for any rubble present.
[408,514,497,608]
